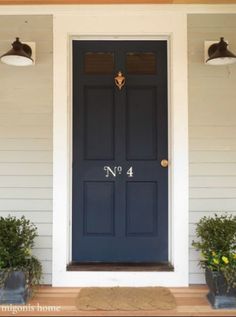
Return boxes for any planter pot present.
[0,271,30,304]
[205,267,236,309]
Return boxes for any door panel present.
[126,182,158,236]
[126,87,157,160]
[84,181,115,236]
[84,52,115,74]
[84,87,115,160]
[72,40,168,263]
[126,52,157,74]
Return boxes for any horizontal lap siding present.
[188,14,236,284]
[3,13,236,287]
[0,15,53,284]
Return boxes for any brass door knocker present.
[114,71,125,90]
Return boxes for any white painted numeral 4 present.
[127,167,134,178]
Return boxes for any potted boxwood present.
[0,215,42,304]
[192,214,236,309]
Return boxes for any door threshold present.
[67,262,174,272]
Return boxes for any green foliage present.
[192,214,236,290]
[0,216,42,288]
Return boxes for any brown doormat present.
[76,287,176,311]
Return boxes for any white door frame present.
[70,35,171,264]
[53,7,189,287]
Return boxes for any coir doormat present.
[76,287,176,311]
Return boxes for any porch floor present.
[1,285,236,316]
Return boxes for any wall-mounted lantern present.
[0,37,35,67]
[205,37,236,66]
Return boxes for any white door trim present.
[53,9,189,287]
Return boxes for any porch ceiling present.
[1,0,236,5]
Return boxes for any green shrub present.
[0,215,42,288]
[192,214,236,289]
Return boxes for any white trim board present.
[53,10,188,287]
[1,4,236,14]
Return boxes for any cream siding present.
[1,9,236,287]
[188,14,236,284]
[0,15,53,284]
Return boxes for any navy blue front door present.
[72,41,168,263]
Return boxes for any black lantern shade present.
[0,37,33,66]
[206,37,236,66]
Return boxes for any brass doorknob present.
[160,159,168,168]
